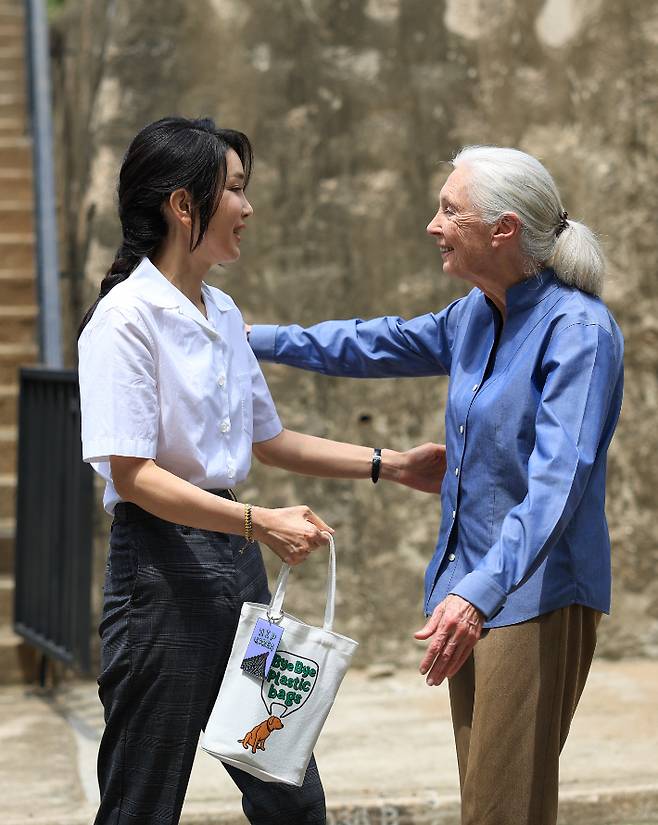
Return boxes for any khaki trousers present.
[448,605,601,825]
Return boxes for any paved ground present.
[1,659,657,825]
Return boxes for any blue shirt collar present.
[504,268,560,314]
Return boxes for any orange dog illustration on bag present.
[238,715,284,753]
[237,651,320,759]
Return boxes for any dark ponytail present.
[78,116,253,337]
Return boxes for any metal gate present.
[14,367,94,673]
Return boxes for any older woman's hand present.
[414,595,484,685]
[394,442,447,494]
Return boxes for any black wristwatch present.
[371,448,382,483]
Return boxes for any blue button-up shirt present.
[250,270,624,627]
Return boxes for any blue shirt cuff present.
[449,570,507,619]
[249,324,279,361]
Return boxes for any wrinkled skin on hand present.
[414,595,484,685]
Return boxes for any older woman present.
[247,146,624,825]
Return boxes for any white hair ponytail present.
[547,219,605,296]
[452,146,606,296]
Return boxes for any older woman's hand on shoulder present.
[414,595,484,686]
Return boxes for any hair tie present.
[555,210,569,237]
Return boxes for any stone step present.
[0,342,38,385]
[0,65,24,86]
[0,25,22,49]
[0,2,21,13]
[0,91,24,119]
[0,115,25,135]
[0,9,25,26]
[0,572,13,623]
[0,201,32,234]
[0,269,36,305]
[0,384,18,426]
[0,304,38,346]
[0,201,32,233]
[0,627,39,685]
[0,426,16,475]
[0,135,30,168]
[0,472,15,519]
[0,36,22,56]
[0,169,33,200]
[0,42,21,63]
[0,516,14,573]
[0,51,23,76]
[0,86,24,109]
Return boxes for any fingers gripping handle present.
[267,533,336,632]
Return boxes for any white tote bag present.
[201,535,358,786]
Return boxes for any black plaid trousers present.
[93,493,326,825]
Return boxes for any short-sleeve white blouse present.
[78,257,282,514]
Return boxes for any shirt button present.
[220,420,231,433]
[472,384,478,392]
[448,553,456,562]
[218,374,226,388]
[452,509,456,519]
[454,467,459,476]
[459,425,464,434]
[228,468,235,478]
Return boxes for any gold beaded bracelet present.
[243,503,253,542]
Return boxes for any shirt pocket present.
[237,372,254,438]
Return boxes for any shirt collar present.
[130,257,233,313]
[504,268,560,314]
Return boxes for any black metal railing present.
[14,368,94,673]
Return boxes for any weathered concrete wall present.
[52,0,658,665]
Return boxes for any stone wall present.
[51,0,658,665]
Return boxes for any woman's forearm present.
[252,428,405,481]
[111,456,247,532]
[109,455,334,565]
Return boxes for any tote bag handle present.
[268,532,336,631]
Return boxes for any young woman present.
[77,116,443,825]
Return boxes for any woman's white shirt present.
[78,257,282,514]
